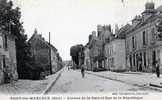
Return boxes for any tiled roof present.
[28,32,57,52]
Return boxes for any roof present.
[126,5,162,34]
[117,24,131,38]
[28,32,57,52]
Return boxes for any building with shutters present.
[125,2,162,72]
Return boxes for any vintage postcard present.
[0,0,162,100]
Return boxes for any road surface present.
[47,68,157,94]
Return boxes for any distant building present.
[0,29,18,84]
[28,29,62,76]
[88,30,105,71]
[125,2,162,72]
[83,43,91,70]
[84,25,114,71]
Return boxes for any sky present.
[13,0,162,61]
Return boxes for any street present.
[47,68,158,94]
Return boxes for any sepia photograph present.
[0,0,162,100]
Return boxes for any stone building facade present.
[83,44,91,70]
[103,23,130,72]
[28,29,62,76]
[88,31,104,71]
[125,2,162,72]
[84,25,112,71]
[104,38,126,72]
[0,30,18,84]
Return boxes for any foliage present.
[0,0,34,79]
[70,44,84,66]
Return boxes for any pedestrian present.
[155,60,160,78]
[81,64,85,78]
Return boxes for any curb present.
[41,68,64,95]
[150,83,162,88]
[86,71,162,92]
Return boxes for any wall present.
[0,32,18,84]
[51,49,58,73]
[7,36,18,80]
[113,39,126,71]
[104,39,126,72]
[84,47,91,70]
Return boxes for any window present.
[151,28,155,41]
[143,31,146,45]
[3,55,6,68]
[133,54,135,66]
[126,40,129,52]
[132,36,135,49]
[3,35,8,50]
[112,58,114,66]
[129,55,132,67]
[107,48,109,56]
[143,52,146,67]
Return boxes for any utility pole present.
[49,32,52,74]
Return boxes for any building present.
[84,25,113,71]
[89,31,103,71]
[28,29,62,76]
[0,29,18,84]
[104,39,126,72]
[83,43,91,70]
[125,2,162,72]
[104,24,129,71]
[88,30,106,71]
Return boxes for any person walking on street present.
[156,60,160,78]
[81,64,85,78]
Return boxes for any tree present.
[0,0,33,79]
[70,44,84,69]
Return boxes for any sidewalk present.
[86,71,162,92]
[0,68,63,95]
